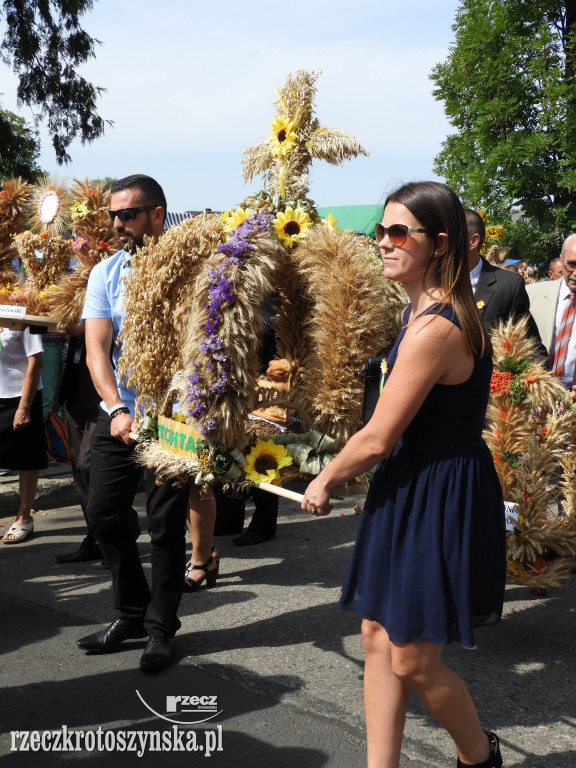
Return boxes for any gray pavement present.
[1,476,575,766]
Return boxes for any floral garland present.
[490,356,532,403]
[185,210,274,435]
[135,413,342,491]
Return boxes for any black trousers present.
[65,400,99,545]
[86,411,190,637]
[214,484,278,537]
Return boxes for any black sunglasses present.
[375,222,432,247]
[108,205,160,223]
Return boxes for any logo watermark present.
[9,691,225,756]
[136,690,223,725]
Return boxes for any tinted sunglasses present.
[108,205,159,223]
[375,222,431,247]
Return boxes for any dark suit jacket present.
[474,258,548,358]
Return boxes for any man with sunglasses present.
[77,174,191,672]
[465,210,546,354]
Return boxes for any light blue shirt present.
[81,249,136,415]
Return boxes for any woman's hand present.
[302,475,334,517]
[13,407,31,430]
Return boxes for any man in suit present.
[465,210,546,354]
[526,234,576,396]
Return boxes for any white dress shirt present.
[469,259,483,292]
[552,279,576,388]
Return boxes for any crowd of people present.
[3,173,576,768]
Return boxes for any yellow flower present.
[268,116,297,157]
[323,213,338,229]
[243,439,293,486]
[221,207,253,234]
[273,206,313,248]
[485,224,504,243]
[476,300,486,310]
[70,201,89,220]
[38,284,58,300]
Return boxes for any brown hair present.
[385,181,491,357]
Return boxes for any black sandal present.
[457,732,503,768]
[183,554,219,592]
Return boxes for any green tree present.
[90,177,116,192]
[0,106,42,180]
[0,0,108,165]
[431,0,576,264]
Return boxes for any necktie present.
[551,293,576,378]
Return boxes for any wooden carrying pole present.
[256,482,305,503]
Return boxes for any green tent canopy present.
[316,204,383,238]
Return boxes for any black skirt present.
[0,390,48,470]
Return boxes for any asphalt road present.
[1,490,575,767]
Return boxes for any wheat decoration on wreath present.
[485,316,576,586]
[122,70,403,494]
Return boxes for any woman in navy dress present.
[302,182,505,768]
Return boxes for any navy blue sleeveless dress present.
[340,304,506,647]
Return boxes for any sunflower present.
[273,206,313,248]
[243,439,293,485]
[221,207,253,234]
[268,116,297,157]
[322,213,338,229]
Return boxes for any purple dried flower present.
[185,210,274,429]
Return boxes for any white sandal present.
[2,519,34,544]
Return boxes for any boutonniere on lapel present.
[476,300,486,310]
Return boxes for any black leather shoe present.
[55,545,102,563]
[232,531,274,546]
[140,637,174,672]
[77,618,147,653]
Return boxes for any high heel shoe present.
[457,732,503,768]
[183,554,220,592]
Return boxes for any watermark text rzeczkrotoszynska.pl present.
[9,725,224,757]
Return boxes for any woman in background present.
[1,326,47,543]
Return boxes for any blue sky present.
[1,0,461,213]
